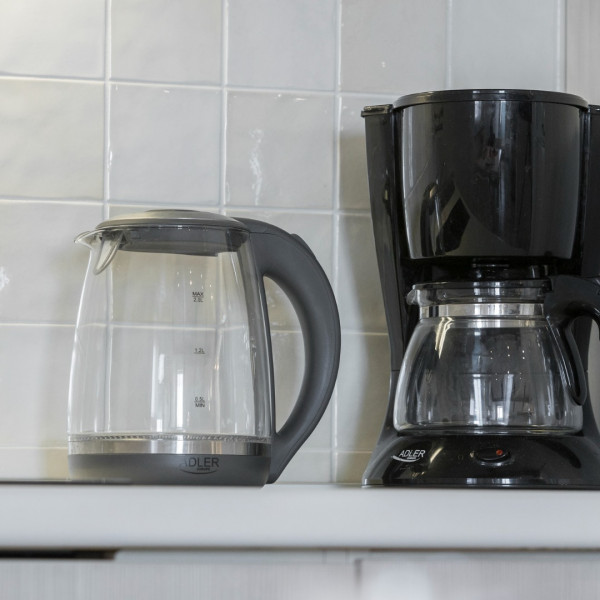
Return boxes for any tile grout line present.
[445,0,453,89]
[102,0,112,219]
[219,0,229,213]
[556,0,567,91]
[0,197,372,218]
[0,73,397,101]
[330,0,344,484]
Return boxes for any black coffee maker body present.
[363,89,600,488]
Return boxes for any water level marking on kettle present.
[192,291,204,302]
[194,347,206,355]
[194,396,206,408]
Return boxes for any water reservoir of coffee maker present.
[394,280,583,435]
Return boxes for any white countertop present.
[1,483,599,551]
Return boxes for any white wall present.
[0,0,596,482]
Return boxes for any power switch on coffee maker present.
[472,448,511,465]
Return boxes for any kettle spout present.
[74,230,96,248]
[76,230,124,275]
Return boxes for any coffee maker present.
[362,89,600,488]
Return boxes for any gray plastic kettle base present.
[69,454,271,486]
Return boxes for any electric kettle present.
[68,210,340,485]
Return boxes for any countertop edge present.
[1,483,598,551]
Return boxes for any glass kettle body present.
[68,210,340,485]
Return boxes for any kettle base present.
[69,453,271,486]
[363,433,600,489]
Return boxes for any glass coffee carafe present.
[395,280,583,436]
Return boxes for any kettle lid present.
[94,209,247,231]
[81,210,249,258]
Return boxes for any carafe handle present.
[544,275,600,405]
[241,219,341,482]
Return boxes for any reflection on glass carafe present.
[394,281,583,434]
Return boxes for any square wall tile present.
[0,0,105,79]
[566,0,600,103]
[271,331,332,452]
[227,207,334,285]
[449,0,562,89]
[0,79,104,200]
[108,84,221,205]
[111,0,222,84]
[339,95,383,211]
[228,0,337,90]
[0,325,73,446]
[0,201,103,323]
[337,213,387,332]
[334,450,371,484]
[277,449,332,483]
[0,448,67,480]
[588,326,600,430]
[271,331,304,430]
[335,332,389,452]
[340,0,447,94]
[226,92,335,209]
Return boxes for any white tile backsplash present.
[0,325,73,446]
[227,208,334,281]
[0,0,595,482]
[0,79,104,200]
[449,0,563,90]
[111,0,222,84]
[228,0,337,90]
[339,95,389,211]
[566,0,600,103]
[334,450,371,484]
[270,329,333,454]
[335,333,389,452]
[277,449,333,483]
[0,201,101,323]
[108,84,221,205]
[340,0,447,93]
[225,91,335,208]
[337,213,387,332]
[0,0,105,79]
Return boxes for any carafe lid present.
[408,279,550,306]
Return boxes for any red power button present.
[473,448,511,463]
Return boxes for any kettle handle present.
[544,275,600,405]
[240,219,341,483]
